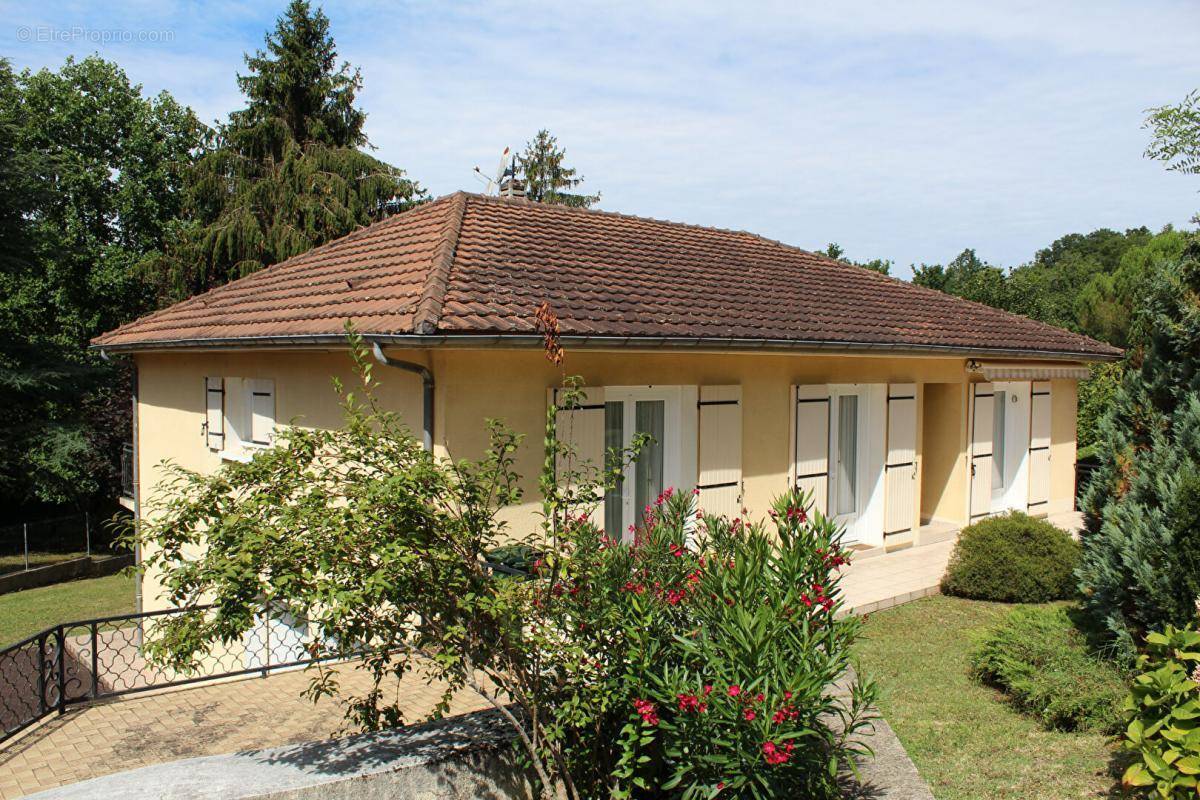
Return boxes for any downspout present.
[371,342,434,452]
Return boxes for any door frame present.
[826,383,887,545]
[603,385,697,539]
[990,380,1031,514]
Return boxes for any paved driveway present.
[0,662,487,799]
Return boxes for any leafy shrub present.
[941,512,1080,603]
[969,604,1125,732]
[1121,625,1200,797]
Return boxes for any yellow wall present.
[1049,378,1079,515]
[133,346,1082,609]
[920,382,969,525]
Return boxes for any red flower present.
[727,685,742,697]
[678,693,706,713]
[633,698,659,726]
[703,684,714,696]
[743,708,757,721]
[762,740,795,765]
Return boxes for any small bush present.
[970,605,1126,733]
[941,512,1080,603]
[1121,625,1200,798]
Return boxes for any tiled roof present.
[93,192,1120,359]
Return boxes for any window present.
[249,379,276,446]
[992,390,1007,491]
[634,400,665,518]
[208,377,276,460]
[834,394,859,516]
[604,402,624,539]
[601,388,690,540]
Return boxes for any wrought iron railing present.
[0,605,318,744]
[120,443,135,500]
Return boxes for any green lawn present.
[855,595,1121,800]
[0,551,89,575]
[0,572,136,647]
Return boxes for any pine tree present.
[157,0,424,300]
[517,129,599,208]
[1078,234,1200,658]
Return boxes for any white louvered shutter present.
[550,387,606,526]
[205,377,225,451]
[884,384,917,537]
[250,379,276,445]
[697,386,742,518]
[793,385,831,516]
[969,383,995,520]
[1028,382,1051,510]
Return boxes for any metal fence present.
[0,512,129,576]
[0,605,319,744]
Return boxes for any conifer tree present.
[1078,235,1200,658]
[156,1,424,300]
[517,129,599,208]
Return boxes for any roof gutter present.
[371,342,434,452]
[93,334,1121,362]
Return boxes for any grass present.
[0,550,89,575]
[0,572,136,647]
[855,595,1121,800]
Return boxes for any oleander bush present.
[969,604,1125,732]
[1121,625,1200,798]
[941,512,1080,603]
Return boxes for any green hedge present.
[941,512,1080,603]
[969,604,1125,733]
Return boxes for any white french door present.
[603,387,689,541]
[970,381,1032,519]
[825,384,887,544]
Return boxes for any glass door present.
[828,388,864,540]
[991,389,1007,502]
[603,390,676,540]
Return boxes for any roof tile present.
[92,192,1120,358]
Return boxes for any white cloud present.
[4,0,1197,276]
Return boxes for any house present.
[93,192,1119,613]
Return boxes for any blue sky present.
[5,1,1198,278]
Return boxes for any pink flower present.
[727,685,742,697]
[633,698,659,726]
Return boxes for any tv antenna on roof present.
[473,147,523,197]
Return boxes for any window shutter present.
[969,383,995,520]
[793,384,830,516]
[550,387,606,526]
[205,377,225,451]
[1028,382,1051,509]
[697,386,742,518]
[250,379,276,445]
[884,384,917,536]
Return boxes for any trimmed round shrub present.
[941,512,1080,603]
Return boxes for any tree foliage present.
[154,0,424,300]
[518,129,599,208]
[818,243,891,275]
[1078,235,1200,659]
[1145,90,1200,183]
[0,56,202,509]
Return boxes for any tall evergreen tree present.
[517,129,599,208]
[1078,235,1200,658]
[156,0,424,300]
